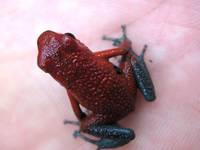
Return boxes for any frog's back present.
[68,52,136,119]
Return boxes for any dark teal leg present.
[130,45,156,101]
[64,119,135,149]
[74,124,135,150]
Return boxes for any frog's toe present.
[63,119,79,125]
[73,130,81,138]
[102,25,129,46]
[113,39,122,46]
[102,35,122,46]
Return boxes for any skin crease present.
[0,0,200,150]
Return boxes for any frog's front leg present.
[66,90,86,121]
[94,47,127,59]
[75,114,135,150]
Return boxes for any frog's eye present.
[63,33,77,51]
[64,33,76,39]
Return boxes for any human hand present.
[1,0,200,150]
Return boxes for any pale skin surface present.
[1,0,200,150]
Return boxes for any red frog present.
[37,25,156,150]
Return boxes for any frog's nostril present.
[37,30,55,51]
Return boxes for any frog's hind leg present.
[64,121,131,149]
[73,127,134,150]
[75,125,134,150]
[76,114,135,149]
[102,25,127,46]
[64,114,135,149]
[102,25,156,101]
[130,45,156,101]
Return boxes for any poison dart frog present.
[37,25,156,150]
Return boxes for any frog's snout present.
[37,30,61,73]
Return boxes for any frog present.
[37,25,156,150]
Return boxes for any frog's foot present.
[130,45,156,101]
[77,124,135,149]
[102,25,127,46]
[63,119,80,126]
[130,44,147,61]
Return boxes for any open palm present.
[1,0,200,150]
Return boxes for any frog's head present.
[37,30,77,73]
